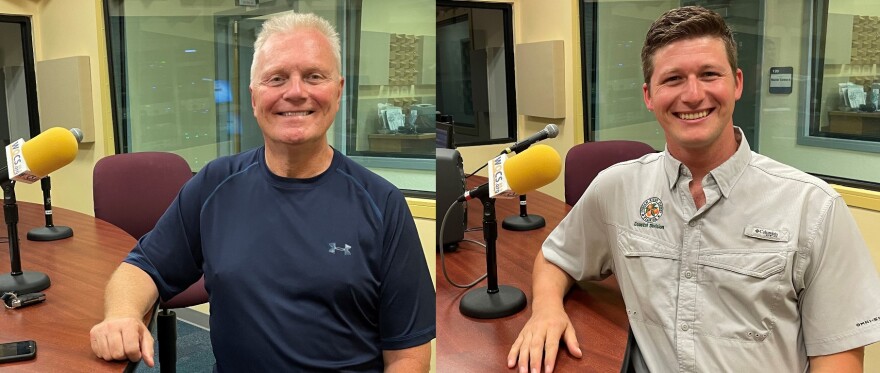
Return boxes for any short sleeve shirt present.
[124,147,436,372]
[543,129,880,372]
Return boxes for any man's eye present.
[663,76,681,84]
[265,76,286,85]
[306,74,325,82]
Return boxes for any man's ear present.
[337,77,345,104]
[734,68,743,101]
[643,82,654,111]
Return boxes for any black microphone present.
[457,183,489,203]
[501,124,559,155]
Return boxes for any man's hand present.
[90,317,155,367]
[507,305,582,373]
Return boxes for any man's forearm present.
[531,250,576,310]
[809,347,864,373]
[383,342,431,373]
[103,262,160,320]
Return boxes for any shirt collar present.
[663,127,752,198]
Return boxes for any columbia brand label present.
[743,225,790,242]
[634,197,665,229]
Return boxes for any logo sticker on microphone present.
[634,197,665,229]
[488,153,517,199]
[6,139,38,183]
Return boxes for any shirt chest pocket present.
[616,231,681,330]
[695,248,789,342]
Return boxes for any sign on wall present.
[769,66,793,94]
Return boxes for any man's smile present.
[277,111,313,117]
[675,109,712,120]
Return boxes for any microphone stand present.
[501,194,545,231]
[27,176,73,241]
[0,180,51,293]
[501,145,546,231]
[459,194,526,319]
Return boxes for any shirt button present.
[684,271,693,279]
[680,323,689,331]
[688,221,697,227]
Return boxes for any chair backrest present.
[93,152,193,240]
[564,140,655,206]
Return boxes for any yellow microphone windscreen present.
[503,144,561,194]
[21,127,78,177]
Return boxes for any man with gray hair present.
[90,12,435,372]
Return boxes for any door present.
[0,15,40,146]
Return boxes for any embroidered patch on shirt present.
[633,197,666,230]
[743,225,790,242]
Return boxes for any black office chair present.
[93,152,208,373]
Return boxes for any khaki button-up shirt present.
[544,129,880,372]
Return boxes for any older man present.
[91,12,435,372]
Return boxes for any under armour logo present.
[328,242,352,255]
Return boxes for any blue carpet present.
[136,319,215,372]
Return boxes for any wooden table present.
[0,202,138,372]
[437,176,628,372]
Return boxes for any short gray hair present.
[249,12,341,86]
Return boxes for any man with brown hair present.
[509,6,880,373]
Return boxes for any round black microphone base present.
[27,226,73,241]
[502,214,545,231]
[0,271,51,294]
[459,285,527,319]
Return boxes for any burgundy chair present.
[564,140,656,206]
[93,152,207,373]
[563,141,655,372]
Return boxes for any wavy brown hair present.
[641,6,737,86]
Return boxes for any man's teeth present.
[678,110,709,120]
[281,111,310,116]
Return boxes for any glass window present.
[804,1,880,154]
[104,0,434,193]
[581,0,763,150]
[579,0,880,186]
[779,0,880,185]
[436,1,516,147]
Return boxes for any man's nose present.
[680,77,705,103]
[282,78,305,99]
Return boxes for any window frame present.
[102,0,435,194]
[0,15,43,139]
[436,0,518,147]
[799,0,880,154]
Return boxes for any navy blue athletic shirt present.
[125,147,436,371]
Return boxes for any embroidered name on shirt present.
[743,225,790,242]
